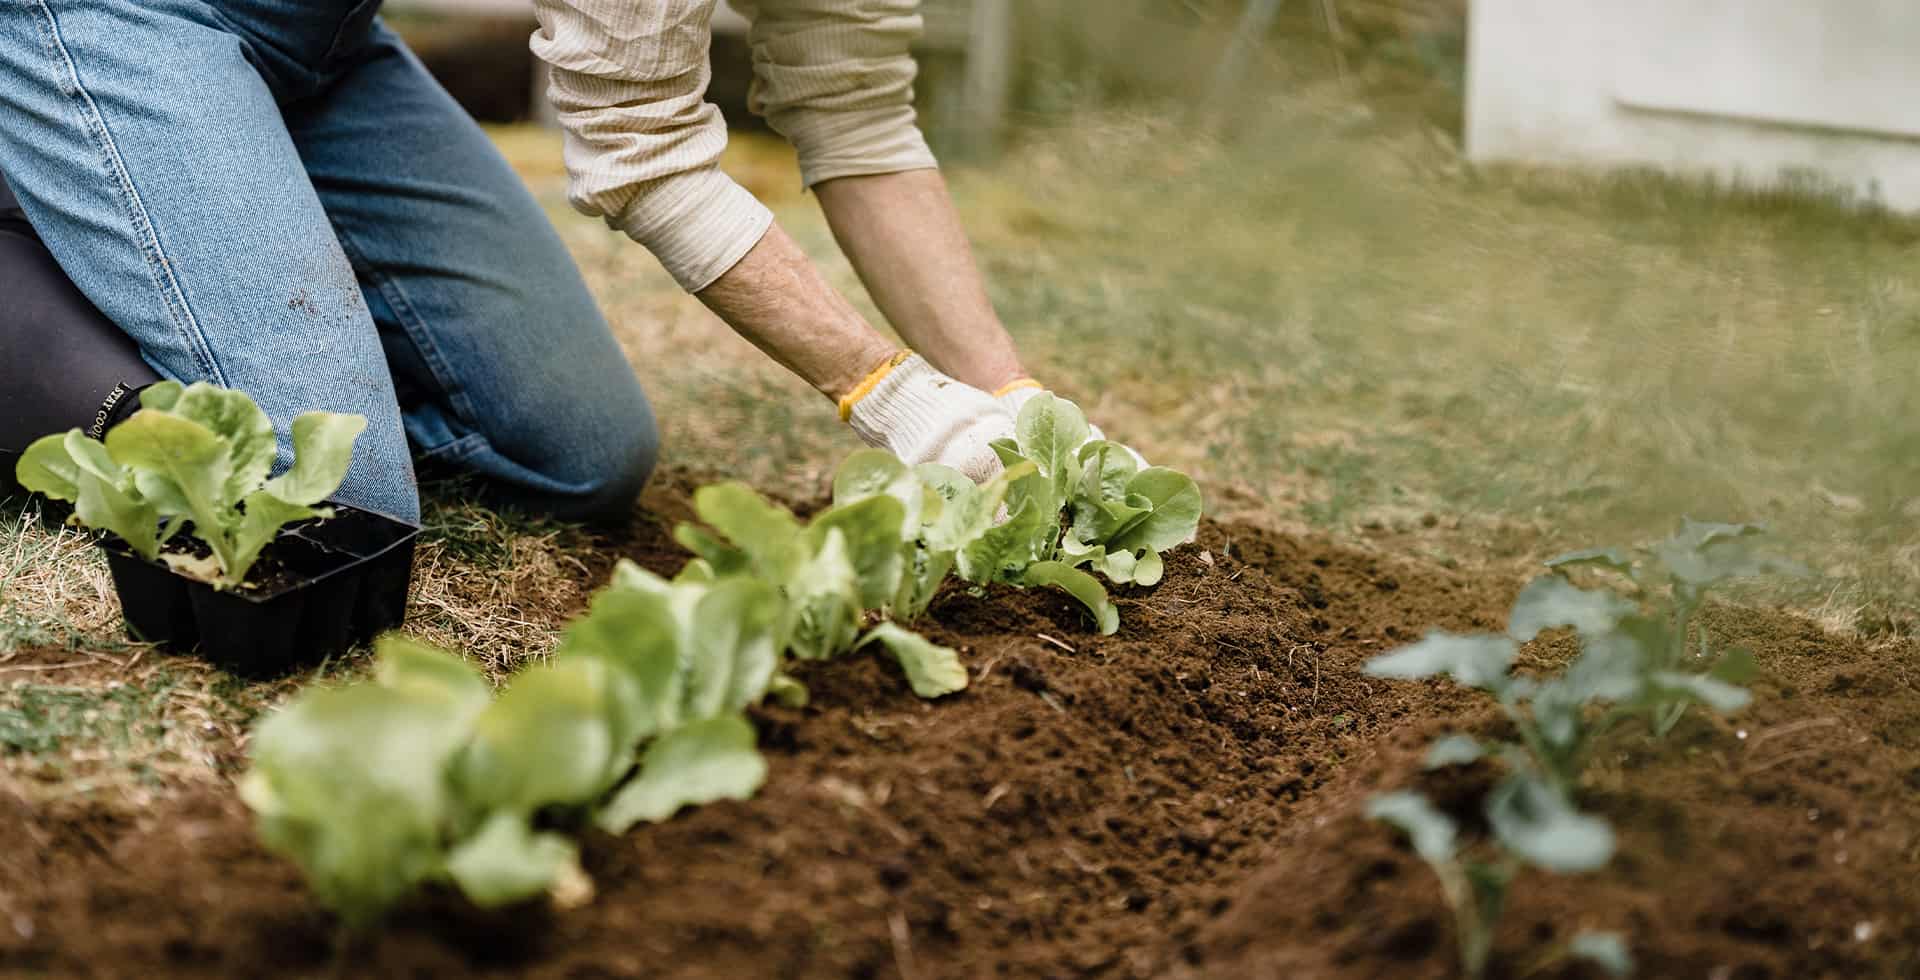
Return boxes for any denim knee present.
[550,413,660,526]
[469,404,659,527]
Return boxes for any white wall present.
[1467,0,1920,211]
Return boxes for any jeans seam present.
[328,222,481,431]
[27,0,227,386]
[419,431,485,463]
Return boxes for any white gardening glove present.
[995,380,1147,466]
[843,353,1013,483]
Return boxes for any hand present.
[844,353,1013,482]
[995,380,1147,466]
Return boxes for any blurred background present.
[384,0,1918,638]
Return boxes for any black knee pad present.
[1,175,161,492]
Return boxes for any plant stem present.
[1439,864,1493,978]
[1498,699,1572,796]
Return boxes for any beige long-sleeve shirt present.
[528,0,941,292]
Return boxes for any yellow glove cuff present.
[992,377,1043,398]
[838,350,915,422]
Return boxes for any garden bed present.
[1,488,1915,978]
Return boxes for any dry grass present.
[0,502,123,654]
[402,495,605,675]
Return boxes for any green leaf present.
[15,432,84,501]
[263,412,367,506]
[1654,519,1802,591]
[1543,547,1636,576]
[74,469,162,560]
[1098,548,1140,584]
[684,577,783,718]
[674,559,717,585]
[1132,549,1165,587]
[1077,439,1142,501]
[860,622,968,698]
[914,461,974,499]
[443,812,584,908]
[767,673,810,708]
[1487,774,1614,873]
[225,490,321,586]
[1071,493,1152,547]
[833,448,909,501]
[596,715,767,833]
[62,431,126,487]
[1560,625,1651,703]
[1021,560,1119,635]
[1108,467,1203,553]
[957,474,1052,584]
[1423,734,1486,769]
[105,411,229,491]
[689,482,805,581]
[135,379,185,412]
[105,410,234,567]
[167,382,277,505]
[240,682,475,925]
[372,637,491,717]
[557,579,683,735]
[1014,392,1091,502]
[786,528,862,660]
[1568,931,1633,978]
[1366,791,1458,865]
[893,547,956,623]
[1528,679,1587,752]
[1365,632,1518,691]
[609,559,673,597]
[456,657,630,814]
[806,496,908,610]
[672,524,751,576]
[1507,575,1636,642]
[926,460,1030,555]
[1646,671,1751,714]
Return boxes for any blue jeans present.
[0,0,659,524]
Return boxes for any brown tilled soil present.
[1,487,1916,979]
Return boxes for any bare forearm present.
[695,223,898,403]
[813,169,1026,392]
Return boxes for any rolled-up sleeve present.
[732,0,940,188]
[530,0,773,292]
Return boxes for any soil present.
[2,484,1916,979]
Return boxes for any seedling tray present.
[100,503,419,677]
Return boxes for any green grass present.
[929,97,1920,635]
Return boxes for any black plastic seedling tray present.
[99,503,420,677]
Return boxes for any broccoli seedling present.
[1370,785,1629,977]
[1364,521,1794,974]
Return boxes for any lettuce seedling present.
[559,560,783,832]
[243,558,793,926]
[15,381,365,589]
[979,393,1202,590]
[673,481,972,696]
[239,637,500,927]
[831,449,1026,621]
